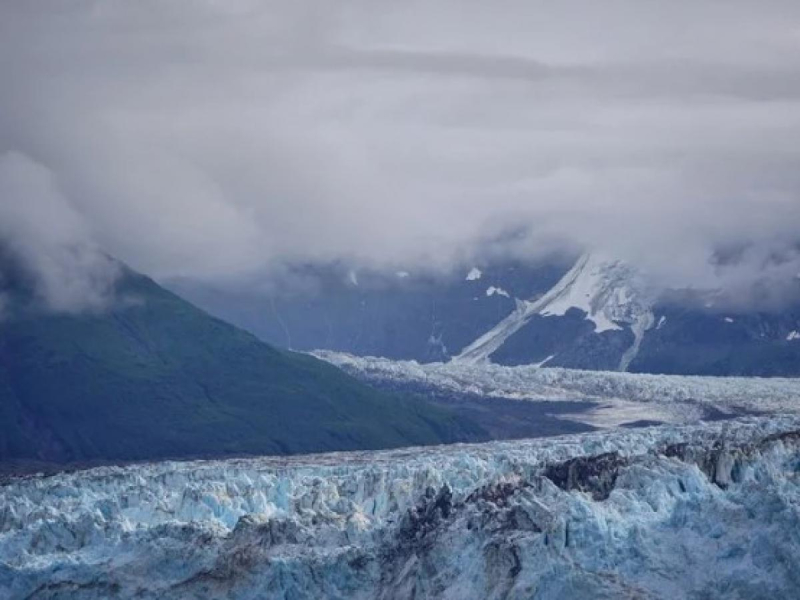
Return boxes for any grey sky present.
[1,0,799,308]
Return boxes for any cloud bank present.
[1,0,799,310]
[0,152,119,313]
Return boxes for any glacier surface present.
[3,416,800,599]
[316,351,800,428]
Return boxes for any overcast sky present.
[1,0,800,310]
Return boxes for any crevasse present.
[2,415,800,599]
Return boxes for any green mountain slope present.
[0,264,484,466]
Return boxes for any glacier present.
[316,351,800,428]
[3,415,800,599]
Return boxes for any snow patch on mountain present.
[3,416,800,599]
[466,267,482,281]
[455,254,655,368]
[619,309,655,372]
[532,354,555,368]
[539,255,634,333]
[486,286,510,298]
[453,299,531,365]
[454,256,593,364]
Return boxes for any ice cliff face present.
[3,415,800,599]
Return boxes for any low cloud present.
[1,1,799,308]
[0,152,119,313]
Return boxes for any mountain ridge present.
[171,254,800,376]
[0,257,484,466]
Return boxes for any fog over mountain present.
[2,0,800,312]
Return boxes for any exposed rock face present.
[3,416,800,599]
[543,452,627,500]
[178,253,800,376]
[169,258,569,364]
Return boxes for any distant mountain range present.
[168,258,572,363]
[0,255,481,469]
[172,254,800,377]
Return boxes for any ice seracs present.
[3,416,800,599]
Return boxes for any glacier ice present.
[3,415,800,599]
[316,351,800,428]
